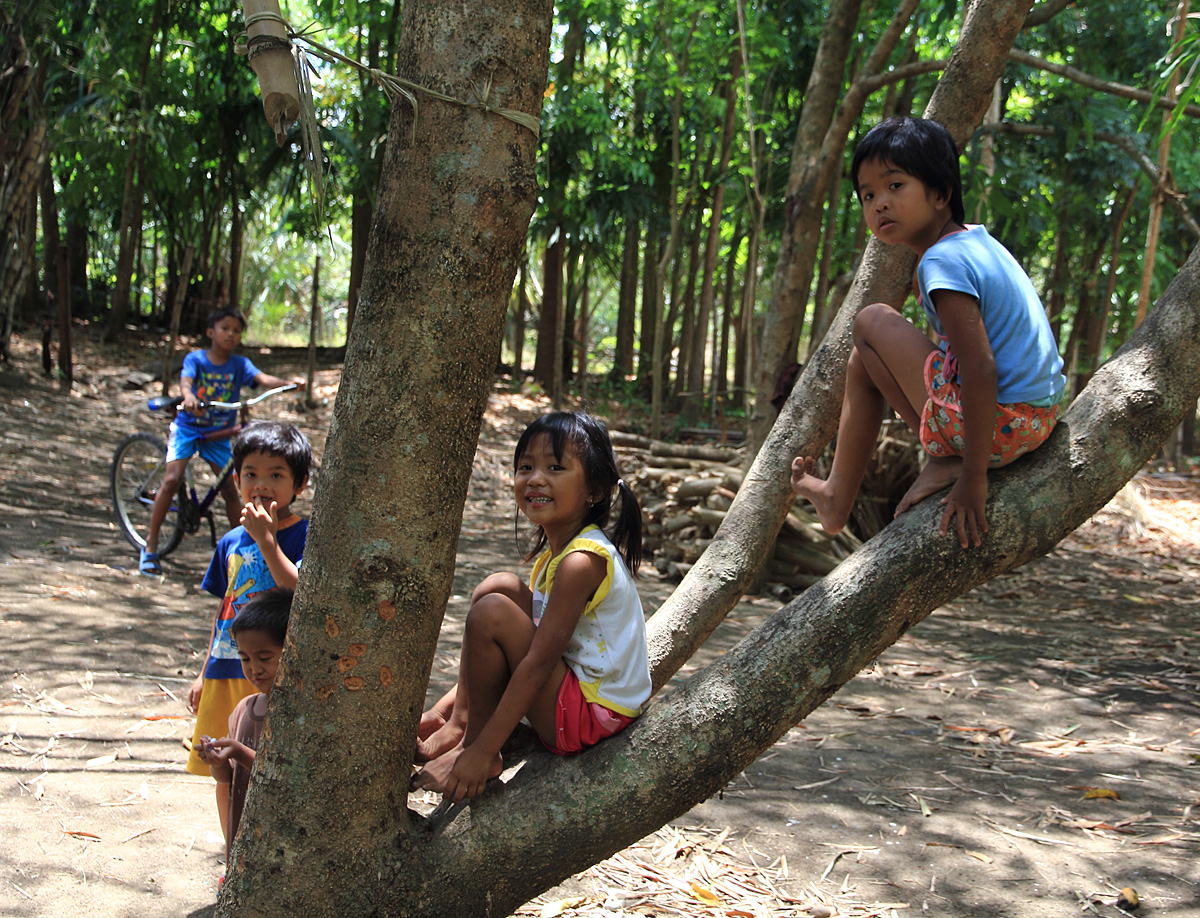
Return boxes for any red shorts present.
[920,351,1059,468]
[544,669,636,755]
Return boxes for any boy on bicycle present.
[140,306,302,575]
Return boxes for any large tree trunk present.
[0,10,43,360]
[215,2,552,914]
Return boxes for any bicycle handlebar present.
[147,383,299,414]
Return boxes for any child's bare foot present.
[895,456,962,516]
[414,717,465,763]
[790,456,850,535]
[410,745,503,795]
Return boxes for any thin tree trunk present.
[610,217,639,381]
[1135,0,1189,328]
[306,256,320,408]
[161,245,195,397]
[512,254,528,375]
[54,244,72,381]
[746,0,920,459]
[682,50,741,424]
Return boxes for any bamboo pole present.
[242,0,301,146]
[1134,0,1190,327]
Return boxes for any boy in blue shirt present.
[185,421,310,813]
[139,306,302,575]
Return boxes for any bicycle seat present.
[147,395,184,412]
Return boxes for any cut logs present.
[617,419,922,599]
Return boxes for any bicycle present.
[110,384,300,557]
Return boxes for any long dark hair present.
[850,116,966,226]
[513,411,642,575]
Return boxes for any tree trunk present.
[105,0,164,341]
[610,216,639,382]
[512,253,528,375]
[533,13,584,388]
[746,0,920,459]
[1134,0,1189,328]
[306,256,320,408]
[681,50,741,424]
[216,2,551,915]
[0,11,43,360]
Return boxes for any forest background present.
[3,0,1199,456]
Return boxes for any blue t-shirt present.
[917,225,1066,405]
[180,350,262,431]
[200,520,307,680]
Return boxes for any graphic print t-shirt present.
[180,351,261,431]
[200,520,307,680]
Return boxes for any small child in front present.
[140,305,303,576]
[194,588,291,865]
[412,411,651,803]
[185,421,311,835]
[792,116,1065,549]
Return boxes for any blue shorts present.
[166,421,236,469]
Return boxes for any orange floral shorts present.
[920,351,1059,468]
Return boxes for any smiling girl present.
[411,411,650,803]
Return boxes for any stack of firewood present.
[612,420,921,601]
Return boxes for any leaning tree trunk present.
[215,1,553,915]
[746,0,922,456]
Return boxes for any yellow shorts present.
[186,677,255,777]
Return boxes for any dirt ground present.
[1,329,1198,918]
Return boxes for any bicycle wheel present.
[110,433,186,557]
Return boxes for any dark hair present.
[230,588,292,647]
[207,306,247,330]
[850,116,966,226]
[234,421,312,486]
[513,411,642,575]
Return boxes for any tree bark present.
[215,4,551,913]
[611,216,639,381]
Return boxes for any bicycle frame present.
[157,386,299,538]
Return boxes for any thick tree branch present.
[1024,0,1075,28]
[384,234,1200,918]
[1008,48,1200,118]
[856,50,1200,120]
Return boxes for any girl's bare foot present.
[895,456,962,516]
[414,717,466,763]
[790,456,850,535]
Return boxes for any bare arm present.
[932,288,998,548]
[252,370,306,391]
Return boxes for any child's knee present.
[852,302,896,343]
[471,571,525,605]
[465,591,530,638]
